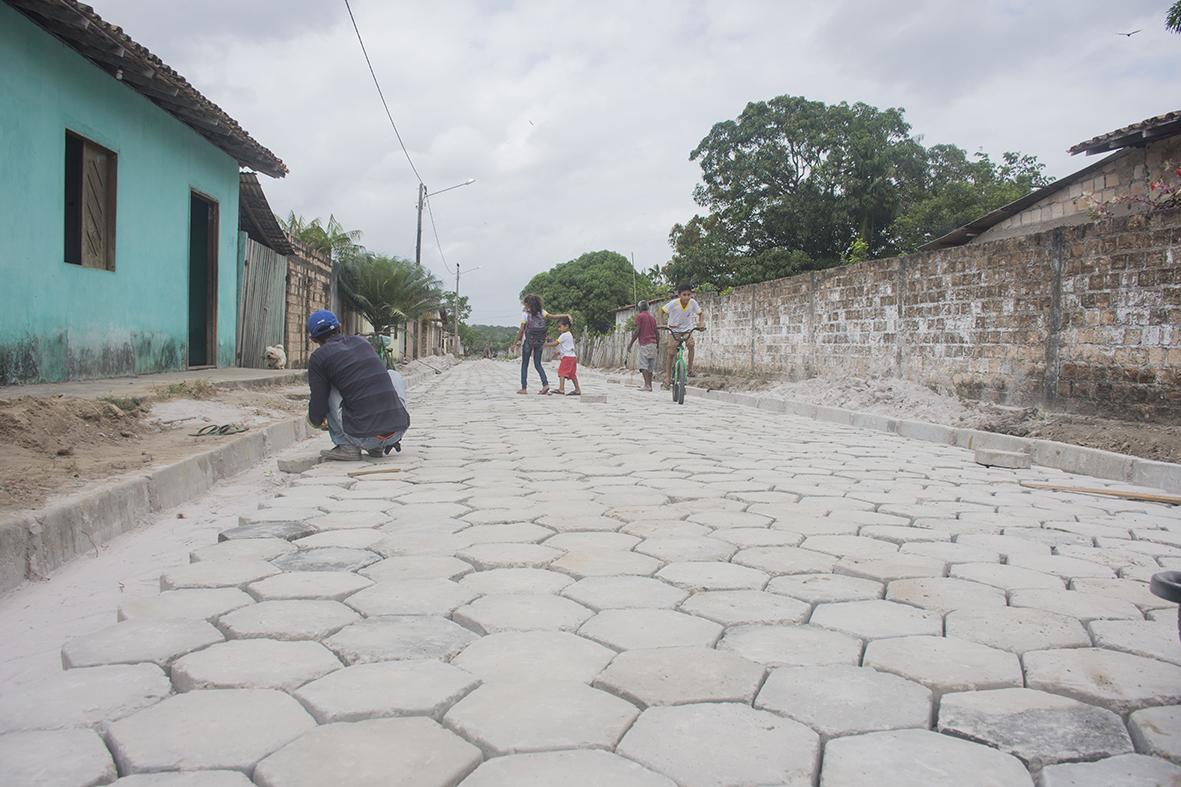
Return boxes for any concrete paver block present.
[324,616,477,664]
[732,546,836,575]
[621,520,712,539]
[238,509,322,527]
[1024,648,1181,715]
[945,606,1091,653]
[544,532,640,551]
[949,562,1064,591]
[191,538,297,563]
[112,771,255,785]
[219,521,318,542]
[460,749,676,787]
[456,543,562,570]
[800,535,900,559]
[293,659,479,723]
[270,547,380,573]
[460,523,555,545]
[0,663,170,733]
[579,608,722,650]
[217,599,359,640]
[292,529,385,550]
[1088,619,1181,666]
[834,555,949,582]
[885,576,1008,612]
[107,689,315,774]
[345,578,477,616]
[635,537,736,562]
[766,572,883,604]
[820,728,1032,786]
[253,717,481,787]
[617,702,820,787]
[62,619,224,668]
[679,589,810,626]
[1006,553,1115,580]
[755,664,932,740]
[453,593,593,633]
[974,448,1031,469]
[246,570,372,602]
[171,639,341,691]
[1038,753,1181,787]
[654,561,768,591]
[550,549,663,578]
[561,575,689,610]
[810,599,943,639]
[709,527,802,547]
[442,681,638,755]
[719,624,862,667]
[1129,705,1181,766]
[686,510,773,529]
[451,630,615,683]
[458,567,573,595]
[938,687,1132,770]
[160,560,280,590]
[864,636,1022,697]
[306,511,389,531]
[1071,577,1169,611]
[1008,588,1142,621]
[594,646,766,707]
[0,728,116,786]
[118,588,255,622]
[276,454,321,474]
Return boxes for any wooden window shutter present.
[80,141,117,270]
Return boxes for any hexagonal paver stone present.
[459,568,573,595]
[864,636,1022,697]
[550,549,663,578]
[171,639,341,692]
[107,689,315,774]
[306,511,389,531]
[679,590,810,626]
[766,572,883,604]
[357,555,473,583]
[293,529,386,550]
[948,562,1063,591]
[460,523,555,545]
[461,749,676,787]
[594,647,766,707]
[324,617,477,664]
[453,593,593,633]
[622,520,712,539]
[1024,648,1181,715]
[820,728,1032,787]
[617,703,819,787]
[945,606,1090,653]
[344,579,477,617]
[655,561,768,591]
[1006,553,1115,580]
[271,547,380,573]
[834,555,949,583]
[731,546,836,575]
[457,543,562,570]
[62,619,224,668]
[755,664,932,740]
[811,599,943,639]
[937,688,1132,770]
[252,716,481,787]
[719,624,862,668]
[191,538,297,563]
[710,528,802,547]
[160,560,280,590]
[112,771,254,785]
[443,681,638,755]
[544,532,641,551]
[902,540,1002,564]
[219,522,317,542]
[293,660,479,723]
[118,588,255,622]
[1088,619,1181,666]
[218,600,359,640]
[579,609,722,650]
[451,630,615,683]
[885,577,1007,612]
[634,538,736,562]
[246,571,372,602]
[686,510,773,529]
[1038,753,1181,787]
[1008,588,1143,621]
[0,663,170,733]
[561,576,689,611]
[240,508,324,526]
[800,535,899,559]
[0,728,116,786]
[1129,705,1181,765]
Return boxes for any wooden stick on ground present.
[347,467,403,478]
[1020,481,1181,506]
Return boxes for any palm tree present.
[279,213,362,263]
[338,252,445,334]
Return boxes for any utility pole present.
[414,182,426,267]
[631,251,637,305]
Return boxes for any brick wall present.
[284,239,333,369]
[585,208,1181,419]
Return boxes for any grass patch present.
[98,395,148,414]
[152,380,218,400]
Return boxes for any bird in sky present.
[1116,30,1141,36]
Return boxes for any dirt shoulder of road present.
[0,380,308,514]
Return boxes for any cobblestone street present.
[4,359,1181,786]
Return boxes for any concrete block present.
[262,418,303,453]
[0,514,31,593]
[851,412,897,433]
[730,393,759,408]
[580,394,608,403]
[1131,458,1181,494]
[756,397,785,412]
[148,452,217,511]
[974,449,1031,469]
[896,419,956,445]
[276,452,322,474]
[954,429,1029,453]
[783,400,817,418]
[813,405,854,425]
[28,476,152,578]
[213,432,268,478]
[1031,440,1134,483]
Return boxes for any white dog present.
[264,345,288,369]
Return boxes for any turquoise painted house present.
[0,0,287,384]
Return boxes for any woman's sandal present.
[538,387,550,395]
[567,391,581,396]
[516,389,528,394]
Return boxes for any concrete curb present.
[0,357,459,594]
[600,371,1181,495]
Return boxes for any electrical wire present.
[424,196,449,272]
[342,0,424,186]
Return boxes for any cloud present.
[88,0,1178,324]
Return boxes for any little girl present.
[547,316,582,395]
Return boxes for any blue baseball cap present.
[306,309,340,338]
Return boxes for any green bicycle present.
[661,326,704,405]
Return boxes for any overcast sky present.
[90,0,1178,325]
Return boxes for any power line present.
[342,0,423,186]
[423,196,449,271]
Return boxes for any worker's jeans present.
[520,340,549,389]
[327,370,408,450]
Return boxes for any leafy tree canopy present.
[338,250,444,334]
[461,324,518,354]
[1169,0,1181,32]
[520,250,661,334]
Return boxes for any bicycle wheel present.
[675,377,686,404]
[671,354,682,402]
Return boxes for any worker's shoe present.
[367,448,385,458]
[321,445,362,461]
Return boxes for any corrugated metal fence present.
[236,237,287,368]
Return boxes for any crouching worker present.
[306,309,410,461]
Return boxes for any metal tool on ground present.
[347,467,403,478]
[1019,481,1181,506]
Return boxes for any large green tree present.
[520,250,660,334]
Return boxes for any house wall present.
[283,239,333,369]
[583,208,1181,420]
[0,4,242,384]
[973,137,1181,245]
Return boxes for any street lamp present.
[415,178,476,267]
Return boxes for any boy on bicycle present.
[659,283,706,389]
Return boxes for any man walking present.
[659,284,706,389]
[626,300,659,391]
[305,309,410,461]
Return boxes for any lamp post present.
[415,178,476,267]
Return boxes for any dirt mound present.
[0,396,153,455]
